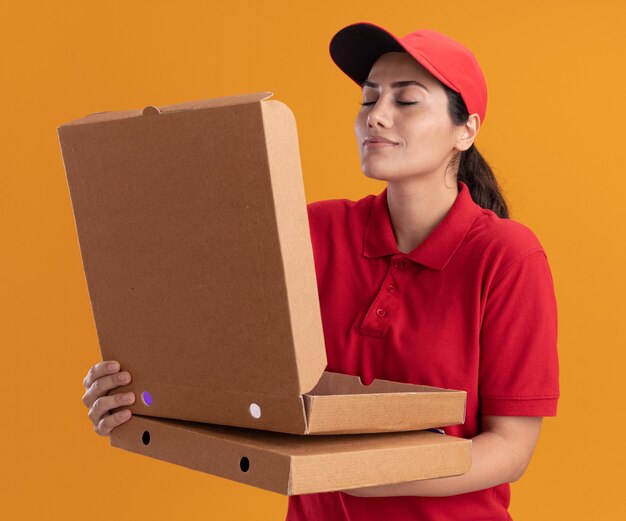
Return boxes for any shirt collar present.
[363,180,483,270]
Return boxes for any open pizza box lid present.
[57,92,467,435]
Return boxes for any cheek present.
[354,113,366,135]
[403,119,451,154]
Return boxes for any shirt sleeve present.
[479,249,560,416]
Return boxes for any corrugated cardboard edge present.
[55,127,106,347]
[260,99,327,396]
[56,91,274,128]
[303,389,467,434]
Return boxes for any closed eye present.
[360,101,418,106]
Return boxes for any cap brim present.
[329,22,407,86]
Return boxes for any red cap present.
[329,22,488,125]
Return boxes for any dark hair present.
[441,84,510,219]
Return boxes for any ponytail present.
[442,84,510,219]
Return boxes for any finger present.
[88,391,136,428]
[83,360,121,389]
[82,370,132,409]
[94,408,133,436]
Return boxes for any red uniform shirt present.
[286,180,560,521]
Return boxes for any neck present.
[386,177,459,254]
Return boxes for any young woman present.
[81,22,560,521]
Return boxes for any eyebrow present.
[362,80,430,92]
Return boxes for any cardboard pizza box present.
[110,414,472,496]
[57,92,467,435]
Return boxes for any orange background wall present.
[2,1,624,519]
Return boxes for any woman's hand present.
[82,360,135,436]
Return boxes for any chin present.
[361,163,405,182]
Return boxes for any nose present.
[366,98,392,129]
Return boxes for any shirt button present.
[394,260,407,269]
[375,308,386,317]
[386,284,396,293]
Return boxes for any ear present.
[455,113,481,152]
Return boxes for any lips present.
[363,136,398,145]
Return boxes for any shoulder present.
[306,193,375,229]
[469,208,549,282]
[475,208,544,252]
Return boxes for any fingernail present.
[118,372,130,382]
[120,409,131,417]
[108,362,119,371]
[124,393,134,401]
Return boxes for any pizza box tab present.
[57,92,467,435]
[110,414,472,496]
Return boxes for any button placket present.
[359,257,407,338]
